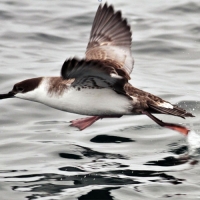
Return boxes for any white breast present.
[16,79,133,116]
[44,87,132,115]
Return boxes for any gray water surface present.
[0,0,200,199]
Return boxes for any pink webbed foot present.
[70,115,122,130]
[70,116,101,130]
[142,110,190,136]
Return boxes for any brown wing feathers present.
[86,3,134,75]
[87,4,132,48]
[61,58,128,94]
[148,103,194,118]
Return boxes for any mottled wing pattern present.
[124,83,194,118]
[61,58,128,94]
[86,3,134,76]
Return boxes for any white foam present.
[187,130,200,155]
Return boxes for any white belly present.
[41,88,132,116]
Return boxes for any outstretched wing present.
[86,3,134,75]
[61,58,128,94]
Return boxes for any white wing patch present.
[110,73,123,79]
[158,102,174,109]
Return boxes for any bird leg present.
[70,115,122,131]
[142,110,189,136]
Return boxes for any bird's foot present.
[142,110,190,136]
[70,115,122,130]
[70,116,101,130]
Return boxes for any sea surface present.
[0,0,200,199]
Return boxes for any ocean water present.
[0,0,200,199]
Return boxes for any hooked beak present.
[0,91,15,100]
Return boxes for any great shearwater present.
[0,3,194,135]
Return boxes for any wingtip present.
[186,113,195,117]
[98,2,110,11]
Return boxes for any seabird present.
[0,3,194,134]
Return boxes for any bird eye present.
[17,87,24,92]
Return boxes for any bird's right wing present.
[61,58,128,95]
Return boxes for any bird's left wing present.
[61,58,128,94]
[85,4,134,76]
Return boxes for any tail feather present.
[148,103,194,118]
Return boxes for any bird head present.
[0,77,42,101]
